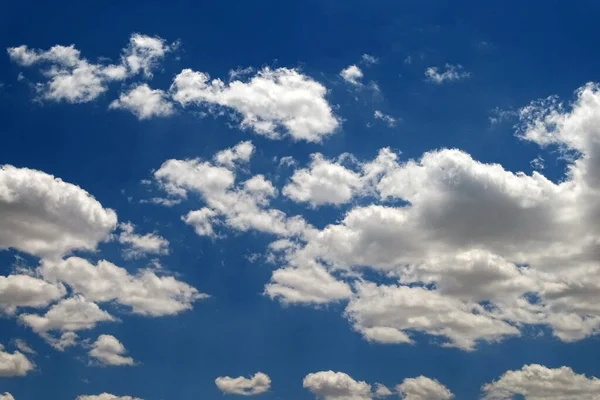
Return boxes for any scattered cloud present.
[117,222,169,259]
[374,110,397,127]
[171,67,340,142]
[361,54,379,65]
[11,339,35,355]
[482,364,600,400]
[109,84,174,120]
[0,344,34,377]
[89,335,135,366]
[397,376,454,400]
[0,274,65,314]
[340,65,364,85]
[425,64,470,84]
[302,371,372,400]
[214,140,255,169]
[0,393,14,400]
[76,395,142,400]
[215,372,271,396]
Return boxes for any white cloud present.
[361,54,379,65]
[77,395,142,400]
[171,67,340,142]
[303,371,372,400]
[374,110,397,127]
[373,384,393,398]
[425,64,470,84]
[0,393,15,400]
[11,339,35,355]
[0,165,117,258]
[482,364,600,400]
[20,296,116,333]
[283,153,363,206]
[0,274,65,313]
[89,335,135,366]
[340,65,364,86]
[117,222,169,259]
[7,33,172,103]
[215,372,271,396]
[109,84,174,120]
[39,257,207,316]
[214,141,255,169]
[0,344,34,377]
[45,331,79,351]
[396,376,454,400]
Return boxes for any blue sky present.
[2,1,600,399]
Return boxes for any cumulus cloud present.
[397,376,454,400]
[0,274,65,313]
[45,331,79,351]
[109,84,174,119]
[0,393,14,400]
[214,141,255,169]
[171,67,339,142]
[76,394,142,400]
[0,344,34,377]
[482,364,600,400]
[117,222,170,259]
[0,165,117,258]
[303,371,372,400]
[7,33,172,103]
[20,296,116,333]
[39,257,207,316]
[89,335,135,366]
[215,372,271,396]
[424,64,469,84]
[340,65,364,86]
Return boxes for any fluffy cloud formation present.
[171,67,339,142]
[89,335,135,366]
[214,141,255,169]
[77,395,142,400]
[0,274,65,313]
[0,344,34,377]
[0,393,14,400]
[482,364,600,400]
[7,33,172,103]
[340,65,364,86]
[46,331,79,351]
[39,257,207,316]
[424,64,469,84]
[215,372,271,396]
[263,83,600,349]
[303,371,372,400]
[0,165,117,258]
[20,296,115,333]
[396,376,454,400]
[117,222,170,259]
[109,84,174,119]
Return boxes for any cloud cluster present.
[215,372,271,396]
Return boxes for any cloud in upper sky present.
[340,64,364,85]
[425,64,470,84]
[89,335,135,367]
[109,84,174,120]
[215,372,271,396]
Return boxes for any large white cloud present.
[20,296,116,333]
[7,33,172,103]
[303,371,372,400]
[89,335,135,366]
[481,364,600,400]
[39,257,207,316]
[264,83,600,349]
[396,376,454,400]
[0,274,65,313]
[215,372,271,396]
[0,344,34,377]
[170,67,340,142]
[0,165,117,258]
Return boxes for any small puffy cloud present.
[117,222,170,259]
[303,371,372,400]
[214,141,255,169]
[45,331,79,351]
[0,344,34,377]
[282,153,363,206]
[0,274,65,313]
[215,372,271,396]
[89,335,135,366]
[482,364,600,400]
[109,84,174,120]
[425,64,470,84]
[39,257,207,316]
[0,393,15,400]
[340,65,364,85]
[171,67,340,142]
[11,339,35,355]
[77,394,142,400]
[373,384,393,397]
[397,376,454,400]
[20,296,116,333]
[374,110,397,127]
[121,34,172,78]
[0,165,117,258]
